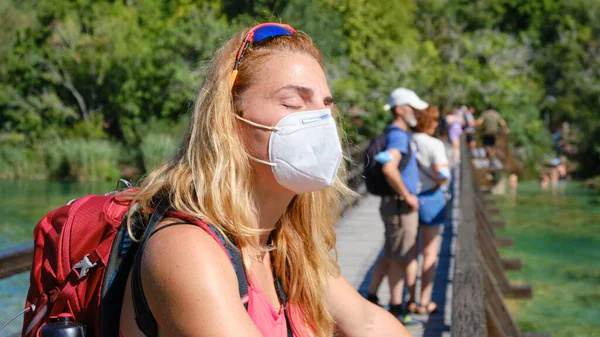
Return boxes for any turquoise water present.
[0,180,113,335]
[495,181,600,337]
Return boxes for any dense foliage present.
[1,0,598,180]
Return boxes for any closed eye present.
[324,96,336,107]
[283,104,302,110]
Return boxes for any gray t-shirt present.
[413,133,449,193]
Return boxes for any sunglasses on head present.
[230,23,296,89]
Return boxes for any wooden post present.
[495,237,514,248]
[489,220,506,230]
[501,258,522,271]
[487,208,501,216]
[0,243,34,280]
[484,198,497,206]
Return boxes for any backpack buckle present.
[73,255,97,280]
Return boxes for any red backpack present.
[20,185,269,337]
[22,189,139,337]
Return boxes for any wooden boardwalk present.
[335,170,458,337]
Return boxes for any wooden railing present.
[454,134,549,337]
[340,141,369,213]
[0,243,33,281]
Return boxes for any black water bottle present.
[40,316,87,337]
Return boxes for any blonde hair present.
[122,26,353,337]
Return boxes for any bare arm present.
[382,149,418,210]
[499,118,509,132]
[475,117,483,128]
[466,115,476,127]
[328,275,413,337]
[431,140,450,184]
[141,222,263,337]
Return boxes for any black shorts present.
[466,133,475,143]
[483,135,496,146]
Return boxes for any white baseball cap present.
[383,87,429,111]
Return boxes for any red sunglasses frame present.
[230,23,296,89]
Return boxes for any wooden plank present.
[489,220,506,230]
[477,215,511,289]
[502,284,533,299]
[487,208,501,216]
[451,137,487,337]
[474,179,533,299]
[501,258,522,271]
[471,182,504,233]
[495,236,514,248]
[476,210,503,234]
[484,198,497,206]
[0,243,34,280]
[486,302,509,337]
[482,262,521,337]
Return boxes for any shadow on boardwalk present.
[336,174,458,337]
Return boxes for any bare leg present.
[388,260,408,306]
[368,255,390,295]
[405,246,419,306]
[419,226,441,309]
[452,139,460,162]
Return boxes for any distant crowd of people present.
[442,103,509,167]
[365,87,511,325]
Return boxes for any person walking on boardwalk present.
[445,107,465,163]
[117,23,413,337]
[366,87,427,325]
[464,106,477,157]
[476,104,509,167]
[408,106,450,315]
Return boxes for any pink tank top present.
[121,219,309,337]
[247,273,289,337]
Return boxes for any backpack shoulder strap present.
[384,125,413,172]
[274,277,294,337]
[130,198,171,337]
[131,205,249,337]
[206,225,249,309]
[397,133,413,172]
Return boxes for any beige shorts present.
[380,195,419,262]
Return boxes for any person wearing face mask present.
[116,23,413,337]
[366,87,428,325]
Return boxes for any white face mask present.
[404,115,417,128]
[402,108,418,128]
[236,108,342,194]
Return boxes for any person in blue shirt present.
[366,87,427,325]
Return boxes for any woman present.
[446,107,464,163]
[118,23,412,337]
[407,106,450,315]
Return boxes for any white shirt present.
[412,133,449,193]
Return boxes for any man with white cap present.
[367,87,428,325]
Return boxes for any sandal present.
[405,300,418,313]
[417,302,438,315]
